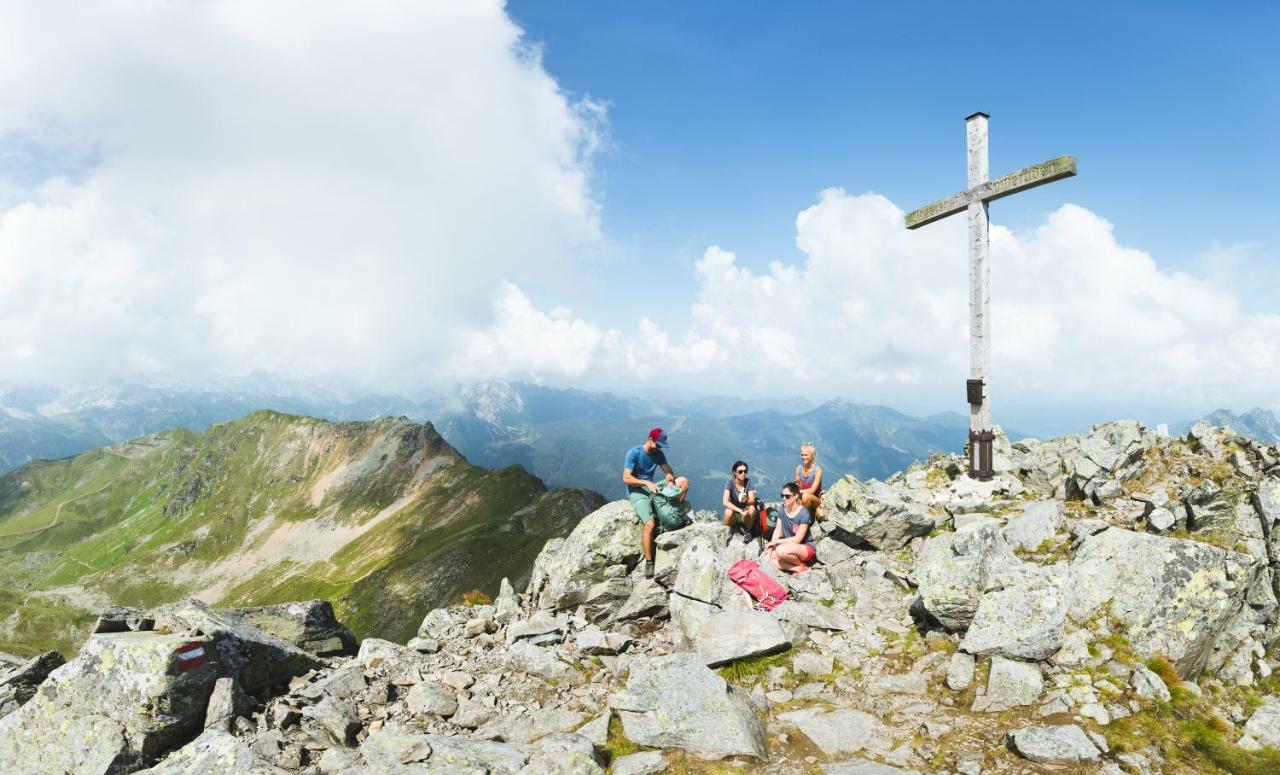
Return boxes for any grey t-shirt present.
[778,504,814,546]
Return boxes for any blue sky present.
[511,1,1280,325]
[0,1,1276,430]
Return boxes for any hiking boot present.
[644,560,655,579]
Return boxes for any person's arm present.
[766,514,784,547]
[811,466,824,492]
[722,486,739,513]
[660,462,676,484]
[622,467,657,491]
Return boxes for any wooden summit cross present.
[905,113,1076,480]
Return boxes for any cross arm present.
[904,155,1077,230]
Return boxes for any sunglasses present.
[781,492,796,499]
[734,468,747,474]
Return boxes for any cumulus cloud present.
[458,190,1280,408]
[0,0,603,387]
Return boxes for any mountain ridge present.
[0,410,603,657]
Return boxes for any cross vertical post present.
[966,113,993,479]
[903,114,1077,480]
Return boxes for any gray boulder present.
[1069,527,1262,677]
[502,641,571,682]
[357,722,532,772]
[915,522,1021,630]
[824,477,935,550]
[1008,724,1102,764]
[972,656,1042,712]
[150,599,322,693]
[138,729,284,774]
[695,610,791,667]
[960,565,1075,660]
[611,750,666,775]
[1000,500,1065,551]
[404,681,458,718]
[609,652,766,759]
[0,650,64,717]
[526,501,642,613]
[789,708,881,756]
[1239,696,1280,751]
[0,632,222,773]
[222,600,356,656]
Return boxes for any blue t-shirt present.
[778,505,814,546]
[624,444,667,493]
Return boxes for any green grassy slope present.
[0,411,603,656]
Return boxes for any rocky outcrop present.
[223,601,357,656]
[824,477,935,550]
[5,418,1280,774]
[0,651,64,718]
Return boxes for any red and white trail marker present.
[174,641,208,671]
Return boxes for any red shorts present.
[799,544,816,563]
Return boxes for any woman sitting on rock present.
[795,442,823,519]
[763,481,816,573]
[721,459,758,537]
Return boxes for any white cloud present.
[0,0,602,388]
[459,190,1280,409]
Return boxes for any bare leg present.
[642,519,657,562]
[773,544,811,573]
[723,508,736,527]
[675,476,690,502]
[800,491,822,516]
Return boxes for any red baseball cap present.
[648,428,668,448]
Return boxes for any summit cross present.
[905,113,1076,480]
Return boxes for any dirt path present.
[0,479,115,538]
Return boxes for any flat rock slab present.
[609,652,766,760]
[696,610,791,667]
[140,729,282,774]
[358,722,533,772]
[612,750,667,775]
[770,601,853,631]
[1008,724,1102,764]
[793,709,880,756]
[822,760,923,775]
[973,656,1042,712]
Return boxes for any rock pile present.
[2,419,1279,773]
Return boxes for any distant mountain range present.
[431,381,982,510]
[0,411,601,656]
[3,379,1275,509]
[1182,407,1280,444]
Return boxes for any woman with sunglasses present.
[763,481,816,572]
[721,460,757,537]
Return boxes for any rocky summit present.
[2,419,1280,773]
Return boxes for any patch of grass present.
[460,589,492,606]
[716,652,787,683]
[597,715,644,765]
[1190,719,1280,774]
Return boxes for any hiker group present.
[623,428,823,579]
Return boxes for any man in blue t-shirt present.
[622,427,690,577]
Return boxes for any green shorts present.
[629,490,687,533]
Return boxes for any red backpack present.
[728,558,789,611]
